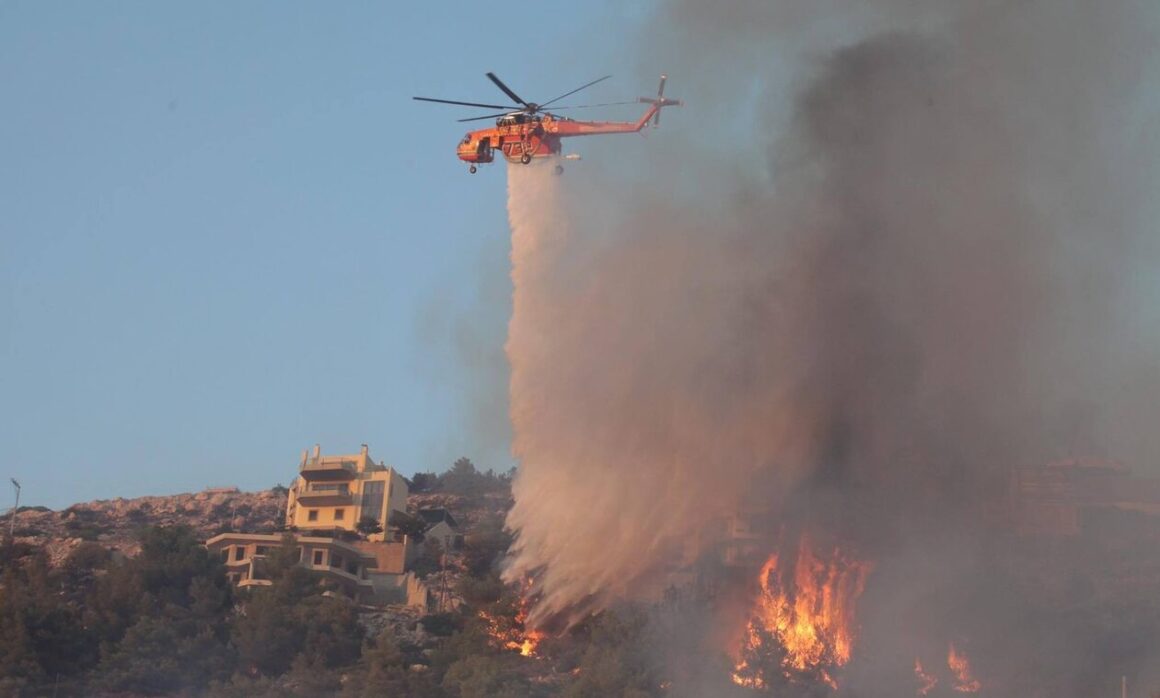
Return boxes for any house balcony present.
[299,458,357,481]
[296,491,354,507]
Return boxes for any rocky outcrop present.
[4,488,286,565]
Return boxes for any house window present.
[307,509,319,522]
[234,546,245,561]
[331,554,343,569]
[347,560,358,576]
[313,550,324,566]
[220,548,230,562]
[334,508,345,521]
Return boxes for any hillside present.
[5,488,286,566]
[0,467,574,697]
[3,483,512,570]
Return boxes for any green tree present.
[412,537,445,578]
[282,653,344,696]
[461,513,512,576]
[410,472,438,492]
[560,610,662,698]
[457,571,506,607]
[233,589,303,676]
[0,572,45,684]
[0,550,95,685]
[356,515,383,537]
[341,631,446,697]
[232,548,363,679]
[95,616,234,694]
[440,458,483,494]
[89,526,236,692]
[442,653,532,698]
[390,510,430,541]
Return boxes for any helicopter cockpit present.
[497,113,539,127]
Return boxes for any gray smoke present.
[502,0,1160,692]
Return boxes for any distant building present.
[720,509,767,568]
[417,508,461,550]
[1006,457,1160,536]
[205,532,427,607]
[286,444,409,541]
[207,532,376,593]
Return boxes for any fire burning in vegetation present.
[731,536,872,690]
[913,643,982,694]
[479,578,545,657]
[512,577,545,656]
[915,658,939,695]
[947,643,981,693]
[478,608,543,657]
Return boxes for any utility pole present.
[439,551,447,613]
[9,478,20,540]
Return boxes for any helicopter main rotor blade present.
[486,72,530,108]
[414,96,514,110]
[457,112,513,123]
[548,101,637,110]
[540,75,612,108]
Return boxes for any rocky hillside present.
[3,488,286,565]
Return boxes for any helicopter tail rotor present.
[654,75,666,127]
[638,74,681,128]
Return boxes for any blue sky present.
[7,3,1157,510]
[1,1,652,508]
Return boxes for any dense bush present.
[0,526,374,695]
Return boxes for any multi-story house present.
[285,443,409,540]
[205,443,425,607]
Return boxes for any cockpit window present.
[462,134,471,144]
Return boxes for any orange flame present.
[512,576,544,656]
[915,658,939,695]
[478,607,544,656]
[947,643,981,692]
[478,576,544,657]
[732,536,873,690]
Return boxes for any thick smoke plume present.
[502,0,1159,690]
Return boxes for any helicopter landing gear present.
[520,153,532,165]
[554,164,564,175]
[469,165,477,174]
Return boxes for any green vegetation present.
[418,457,514,501]
[356,515,383,537]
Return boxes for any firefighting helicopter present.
[413,72,681,174]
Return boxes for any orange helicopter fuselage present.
[456,99,678,166]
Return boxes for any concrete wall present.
[425,521,457,550]
[367,571,429,609]
[386,470,409,523]
[351,539,411,575]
